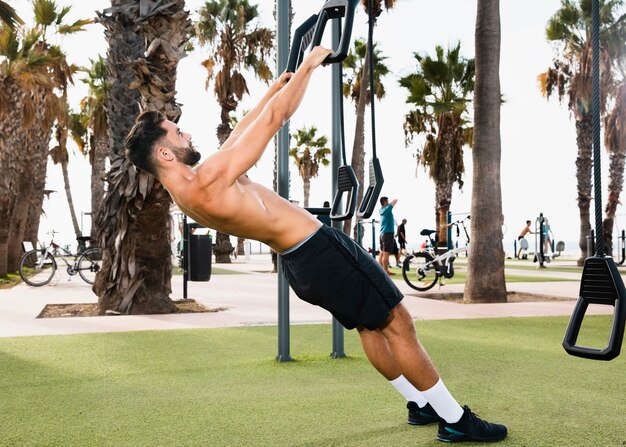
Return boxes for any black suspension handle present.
[286,14,319,73]
[311,0,359,65]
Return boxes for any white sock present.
[421,378,464,423]
[389,375,428,407]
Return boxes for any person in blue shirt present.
[379,196,398,275]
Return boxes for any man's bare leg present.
[378,251,393,275]
[357,326,431,410]
[357,326,401,380]
[378,304,439,390]
[355,304,507,441]
[370,303,466,424]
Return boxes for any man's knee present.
[381,304,416,337]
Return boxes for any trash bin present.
[188,223,212,281]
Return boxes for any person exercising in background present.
[378,197,397,275]
[517,220,534,259]
[124,46,507,443]
[397,218,408,256]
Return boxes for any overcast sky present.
[14,0,618,256]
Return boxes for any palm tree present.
[399,42,474,249]
[93,0,191,315]
[79,55,110,238]
[538,0,626,264]
[0,2,86,275]
[49,101,82,241]
[0,1,23,29]
[0,27,50,276]
[289,126,331,207]
[6,1,85,273]
[193,0,274,263]
[464,0,507,303]
[602,78,626,254]
[341,38,389,237]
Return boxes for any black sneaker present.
[407,401,439,425]
[437,406,507,443]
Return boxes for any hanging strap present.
[563,0,625,361]
[329,18,358,221]
[356,0,384,219]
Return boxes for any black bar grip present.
[305,207,331,216]
[286,14,318,73]
[330,165,359,221]
[311,0,359,65]
[562,256,626,361]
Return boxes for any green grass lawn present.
[0,317,624,446]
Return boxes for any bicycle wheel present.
[402,252,439,291]
[77,247,102,284]
[18,249,57,287]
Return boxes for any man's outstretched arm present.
[221,72,293,151]
[208,46,332,184]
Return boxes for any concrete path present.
[0,255,614,338]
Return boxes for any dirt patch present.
[412,291,574,303]
[37,299,227,319]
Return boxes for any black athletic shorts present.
[280,225,404,330]
[380,232,395,253]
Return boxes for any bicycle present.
[18,231,102,287]
[402,215,470,291]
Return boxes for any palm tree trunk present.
[465,0,507,303]
[7,160,35,272]
[94,168,176,314]
[94,0,189,314]
[602,149,625,256]
[435,185,451,252]
[24,146,50,246]
[61,159,82,239]
[575,115,593,264]
[303,178,311,208]
[0,80,23,276]
[90,133,109,239]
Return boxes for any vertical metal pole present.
[371,219,377,258]
[539,212,545,267]
[183,214,188,299]
[276,0,292,362]
[447,211,452,250]
[619,230,626,265]
[331,17,346,359]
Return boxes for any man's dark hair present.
[526,220,532,225]
[125,110,167,177]
[380,196,388,206]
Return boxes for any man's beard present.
[172,143,201,166]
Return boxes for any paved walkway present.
[0,255,614,338]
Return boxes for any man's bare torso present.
[167,172,321,253]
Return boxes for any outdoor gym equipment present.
[356,0,384,219]
[286,0,383,222]
[562,0,626,361]
[533,213,549,267]
[277,0,361,361]
[316,0,360,221]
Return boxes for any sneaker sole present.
[436,431,508,443]
[408,417,438,426]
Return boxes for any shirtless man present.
[517,220,534,259]
[125,46,506,443]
